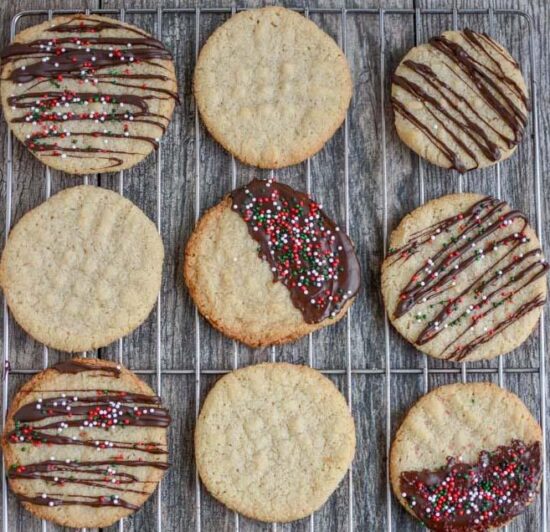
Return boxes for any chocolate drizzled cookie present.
[2,358,170,528]
[392,29,529,172]
[381,193,548,362]
[0,14,178,174]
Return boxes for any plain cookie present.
[390,383,542,530]
[381,193,548,362]
[194,6,352,168]
[195,363,356,522]
[2,358,170,528]
[184,179,360,347]
[0,185,164,352]
[392,29,529,172]
[0,14,177,174]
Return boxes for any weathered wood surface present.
[0,0,549,531]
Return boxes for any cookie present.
[0,185,164,352]
[184,179,360,347]
[390,383,542,530]
[381,193,548,362]
[391,29,529,172]
[0,14,177,174]
[193,6,352,168]
[2,358,170,528]
[195,362,356,522]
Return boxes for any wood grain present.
[0,1,548,531]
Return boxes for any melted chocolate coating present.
[230,179,360,324]
[52,359,121,376]
[399,440,541,531]
[9,459,168,495]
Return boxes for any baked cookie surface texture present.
[392,29,529,172]
[184,178,360,347]
[2,358,170,528]
[390,382,542,530]
[0,14,177,174]
[195,363,356,522]
[194,6,352,168]
[381,193,548,362]
[0,185,164,352]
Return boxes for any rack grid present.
[1,4,547,532]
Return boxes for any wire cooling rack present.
[1,4,547,532]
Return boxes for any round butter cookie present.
[381,193,548,362]
[193,6,352,168]
[195,362,356,522]
[392,29,529,172]
[0,14,177,174]
[390,383,542,530]
[0,185,164,352]
[2,358,170,529]
[184,179,360,347]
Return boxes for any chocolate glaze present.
[230,179,360,324]
[52,359,121,376]
[18,493,139,511]
[14,393,169,428]
[0,15,177,169]
[9,459,168,494]
[400,440,541,531]
[8,429,168,454]
[392,29,529,173]
[388,196,548,361]
[48,18,149,37]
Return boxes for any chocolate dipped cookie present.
[184,179,360,347]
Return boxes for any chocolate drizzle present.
[230,179,360,324]
[52,358,121,376]
[0,15,178,171]
[9,459,168,494]
[399,440,542,531]
[387,196,548,361]
[5,358,170,512]
[392,29,529,172]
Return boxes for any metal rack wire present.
[1,4,547,532]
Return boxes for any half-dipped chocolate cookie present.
[390,383,542,530]
[381,193,548,362]
[392,29,529,172]
[0,14,177,174]
[184,179,360,347]
[2,358,170,528]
